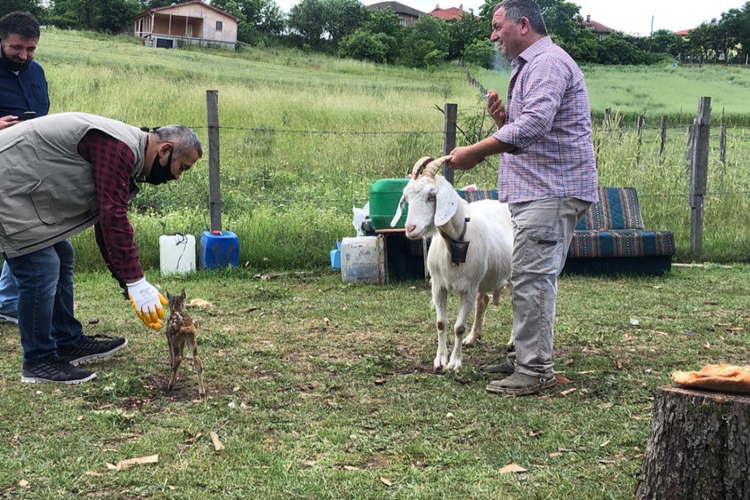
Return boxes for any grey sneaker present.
[479,360,515,375]
[0,312,18,325]
[21,359,96,385]
[58,334,127,366]
[486,372,557,396]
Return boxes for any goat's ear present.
[434,186,459,226]
[166,291,173,301]
[390,194,407,227]
[180,289,186,300]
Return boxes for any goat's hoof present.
[433,365,446,375]
[447,361,462,372]
[462,336,479,347]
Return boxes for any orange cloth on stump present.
[672,364,750,395]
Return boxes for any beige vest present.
[0,112,148,257]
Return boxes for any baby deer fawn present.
[165,290,206,398]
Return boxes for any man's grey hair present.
[494,0,548,35]
[153,125,203,158]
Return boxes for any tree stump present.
[636,386,750,500]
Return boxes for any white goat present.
[391,156,513,373]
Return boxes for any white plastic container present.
[340,236,386,285]
[159,234,196,276]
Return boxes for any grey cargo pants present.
[507,197,591,377]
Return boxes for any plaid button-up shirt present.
[493,37,598,204]
[77,130,144,289]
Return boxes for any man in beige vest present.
[0,112,203,384]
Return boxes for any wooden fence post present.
[719,109,727,166]
[604,108,611,132]
[442,103,457,186]
[636,115,645,165]
[659,116,668,162]
[206,90,222,232]
[685,124,695,171]
[689,96,711,261]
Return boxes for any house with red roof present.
[133,0,240,50]
[367,1,425,27]
[429,5,468,23]
[580,15,614,40]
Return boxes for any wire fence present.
[128,90,750,264]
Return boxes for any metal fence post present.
[206,90,222,232]
[442,103,457,185]
[689,96,711,261]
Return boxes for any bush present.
[424,49,448,69]
[339,30,391,63]
[463,39,495,68]
[597,35,663,65]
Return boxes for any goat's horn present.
[410,157,433,179]
[422,155,453,178]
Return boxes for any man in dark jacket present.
[0,11,49,325]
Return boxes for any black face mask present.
[0,42,30,72]
[144,148,175,185]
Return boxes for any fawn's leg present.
[168,339,184,390]
[166,333,175,368]
[187,334,206,398]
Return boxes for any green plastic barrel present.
[369,178,409,230]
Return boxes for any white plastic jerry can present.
[340,236,386,285]
[159,234,196,276]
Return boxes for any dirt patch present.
[104,374,236,410]
[363,455,390,469]
[251,370,281,380]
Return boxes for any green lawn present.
[1,265,748,499]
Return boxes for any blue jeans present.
[4,240,83,363]
[0,261,18,315]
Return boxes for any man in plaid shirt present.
[450,0,598,395]
[0,113,202,384]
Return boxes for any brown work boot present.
[478,360,515,375]
[485,372,556,396]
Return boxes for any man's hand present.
[486,90,506,128]
[0,115,19,130]
[448,146,482,171]
[127,278,168,330]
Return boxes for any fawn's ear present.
[180,289,186,300]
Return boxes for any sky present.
[271,0,748,36]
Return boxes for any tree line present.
[8,0,750,68]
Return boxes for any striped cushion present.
[576,187,644,230]
[570,229,676,258]
[457,189,498,203]
[455,186,675,258]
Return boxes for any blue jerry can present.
[200,230,240,269]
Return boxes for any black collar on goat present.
[438,217,471,265]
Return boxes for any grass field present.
[18,29,750,270]
[3,32,750,498]
[1,265,749,499]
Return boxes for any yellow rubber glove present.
[127,278,168,330]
